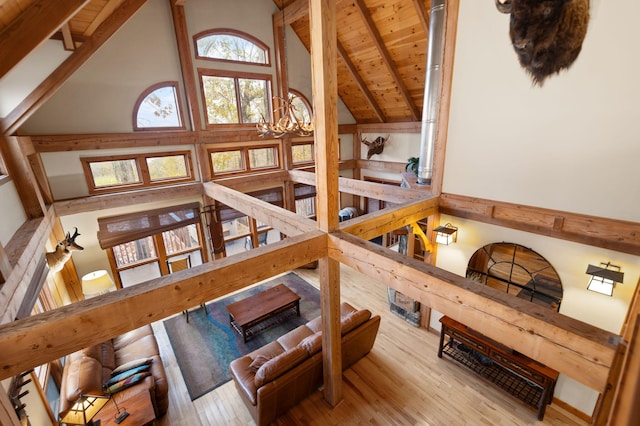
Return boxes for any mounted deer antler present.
[360,134,390,160]
[46,228,84,273]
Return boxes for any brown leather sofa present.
[59,324,168,420]
[230,302,380,426]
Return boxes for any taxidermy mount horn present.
[496,0,590,85]
[360,134,390,160]
[46,227,84,273]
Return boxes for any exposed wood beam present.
[203,182,317,237]
[213,170,289,193]
[340,197,438,240]
[356,159,407,174]
[0,209,55,324]
[289,170,429,204]
[0,231,327,379]
[0,136,45,218]
[0,0,89,80]
[32,131,196,152]
[412,0,430,37]
[170,1,203,132]
[328,232,619,392]
[53,182,203,217]
[1,0,148,135]
[353,0,420,121]
[60,23,75,51]
[309,0,342,407]
[282,0,309,25]
[440,193,640,256]
[337,41,385,122]
[356,121,422,133]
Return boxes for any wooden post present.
[309,0,342,407]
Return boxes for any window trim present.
[193,28,271,66]
[291,140,315,166]
[209,143,281,178]
[81,150,194,195]
[133,81,186,132]
[199,68,273,130]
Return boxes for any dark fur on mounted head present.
[496,0,590,85]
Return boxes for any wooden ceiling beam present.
[340,197,438,240]
[32,131,195,152]
[1,0,148,136]
[0,231,327,379]
[337,41,385,122]
[354,0,421,121]
[60,23,76,51]
[0,0,89,80]
[440,193,640,256]
[289,170,429,204]
[281,0,309,25]
[412,0,430,37]
[203,181,317,237]
[328,231,619,392]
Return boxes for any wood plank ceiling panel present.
[368,0,429,111]
[0,0,32,30]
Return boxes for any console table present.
[438,316,558,420]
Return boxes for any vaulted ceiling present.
[0,0,431,128]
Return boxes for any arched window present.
[466,242,563,311]
[194,29,270,66]
[289,89,313,125]
[133,82,185,131]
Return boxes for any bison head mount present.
[361,135,390,160]
[496,0,590,86]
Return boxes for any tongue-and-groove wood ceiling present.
[0,0,432,126]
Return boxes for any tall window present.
[194,29,270,66]
[200,69,272,128]
[133,82,185,131]
[289,89,313,126]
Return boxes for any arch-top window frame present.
[288,88,313,125]
[193,28,271,67]
[133,81,186,131]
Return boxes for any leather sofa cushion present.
[113,326,154,351]
[254,346,309,387]
[277,325,314,350]
[64,356,103,402]
[341,309,371,335]
[115,334,159,365]
[299,332,322,355]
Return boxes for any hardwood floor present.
[152,264,588,426]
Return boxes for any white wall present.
[21,0,183,134]
[445,0,640,222]
[0,181,27,246]
[437,0,640,414]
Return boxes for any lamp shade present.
[82,270,115,298]
[60,394,109,425]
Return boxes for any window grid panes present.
[248,147,278,169]
[211,150,245,174]
[162,224,200,255]
[146,154,189,182]
[89,159,141,188]
[292,143,314,164]
[135,83,183,130]
[195,31,269,65]
[209,145,280,177]
[113,237,157,268]
[200,70,272,128]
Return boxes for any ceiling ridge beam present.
[1,0,148,136]
[411,0,430,37]
[0,0,90,80]
[354,0,421,121]
[337,41,385,122]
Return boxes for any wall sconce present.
[82,270,115,298]
[586,262,624,296]
[60,394,109,425]
[433,223,458,245]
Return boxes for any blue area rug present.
[163,272,320,400]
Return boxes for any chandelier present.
[257,95,313,138]
[257,0,313,139]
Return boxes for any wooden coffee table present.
[226,284,301,342]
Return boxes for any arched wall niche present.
[466,242,563,311]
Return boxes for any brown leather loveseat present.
[230,302,380,426]
[59,324,168,420]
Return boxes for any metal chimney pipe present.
[417,0,447,185]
